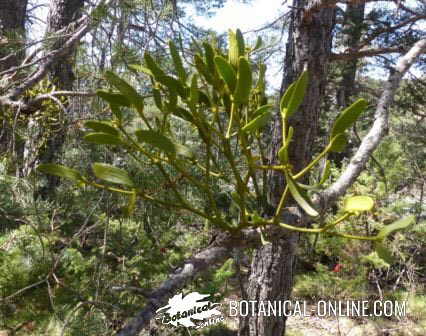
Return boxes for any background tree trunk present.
[32,0,84,198]
[0,0,28,70]
[0,0,28,171]
[239,1,335,335]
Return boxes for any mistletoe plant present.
[38,30,413,263]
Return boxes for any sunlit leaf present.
[284,71,308,119]
[343,196,374,213]
[331,98,368,138]
[92,163,134,187]
[241,110,272,133]
[280,82,295,117]
[233,57,252,105]
[214,56,237,92]
[286,171,319,217]
[376,215,415,240]
[328,133,348,153]
[251,104,273,119]
[169,41,187,82]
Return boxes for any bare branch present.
[115,245,232,336]
[320,38,426,206]
[330,46,406,61]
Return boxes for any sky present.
[30,0,424,86]
[185,0,285,33]
[182,0,287,90]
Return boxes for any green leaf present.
[252,104,273,118]
[328,133,348,153]
[203,42,216,74]
[173,107,195,123]
[194,54,213,84]
[256,63,266,91]
[169,41,187,82]
[235,29,245,56]
[129,64,154,78]
[376,216,415,240]
[285,71,308,119]
[331,98,368,138]
[214,56,237,92]
[96,90,130,107]
[104,71,144,111]
[343,196,374,213]
[153,88,163,111]
[285,171,319,217]
[135,130,193,158]
[84,121,119,136]
[92,163,134,187]
[144,52,166,79]
[318,160,331,185]
[228,30,239,68]
[374,241,394,264]
[253,36,263,51]
[189,74,199,110]
[110,104,123,121]
[241,110,272,133]
[233,57,252,105]
[280,82,296,117]
[157,75,187,98]
[84,132,124,145]
[37,164,83,182]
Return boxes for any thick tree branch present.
[358,14,426,50]
[330,46,405,61]
[320,38,426,206]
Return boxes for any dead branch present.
[320,38,426,206]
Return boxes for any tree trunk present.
[331,3,365,167]
[239,1,335,335]
[31,0,84,198]
[0,0,28,70]
[336,2,365,108]
[0,0,28,170]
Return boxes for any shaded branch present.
[0,0,114,110]
[320,38,426,206]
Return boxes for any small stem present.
[226,103,237,138]
[322,212,351,231]
[293,146,329,180]
[273,185,289,223]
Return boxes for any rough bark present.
[239,1,336,335]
